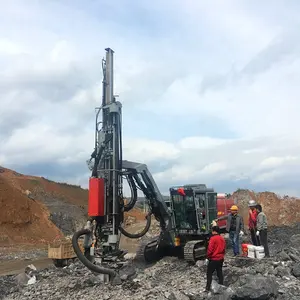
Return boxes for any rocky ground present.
[1,225,300,300]
[0,248,47,262]
[28,186,87,236]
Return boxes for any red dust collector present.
[88,177,105,217]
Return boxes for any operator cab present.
[169,184,217,235]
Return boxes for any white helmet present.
[248,199,257,207]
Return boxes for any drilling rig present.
[72,48,172,280]
[72,48,233,282]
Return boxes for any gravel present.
[0,248,47,262]
[28,187,87,235]
[1,226,300,300]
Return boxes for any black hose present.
[119,213,152,238]
[123,175,138,212]
[91,135,112,177]
[91,145,104,177]
[71,228,116,277]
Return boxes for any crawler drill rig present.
[72,48,172,279]
[72,48,218,281]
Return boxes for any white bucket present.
[247,245,256,258]
[255,246,265,259]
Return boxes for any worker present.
[256,204,270,257]
[217,205,244,256]
[205,226,226,292]
[248,199,259,245]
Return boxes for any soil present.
[232,189,300,226]
[0,174,63,245]
[0,166,89,245]
[0,165,153,247]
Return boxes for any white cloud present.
[181,1,276,50]
[50,40,78,64]
[200,162,227,175]
[118,135,300,195]
[1,0,300,197]
[178,137,230,150]
[143,52,300,139]
[0,38,23,55]
[1,122,93,165]
[260,156,298,168]
[123,138,180,162]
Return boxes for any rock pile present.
[2,253,300,300]
[2,228,300,300]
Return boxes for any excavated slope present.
[0,166,89,245]
[1,165,300,245]
[0,174,62,245]
[0,166,147,246]
[233,189,300,226]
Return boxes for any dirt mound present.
[0,166,150,247]
[0,174,62,245]
[0,166,90,246]
[232,189,300,226]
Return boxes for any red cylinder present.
[88,177,105,217]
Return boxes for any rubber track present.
[135,236,160,264]
[183,240,205,263]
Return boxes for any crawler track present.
[135,236,161,264]
[183,240,206,263]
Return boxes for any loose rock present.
[2,225,300,299]
[231,274,279,299]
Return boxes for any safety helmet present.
[248,199,257,207]
[230,205,238,211]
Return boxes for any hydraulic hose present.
[123,174,138,212]
[119,213,152,239]
[72,228,116,277]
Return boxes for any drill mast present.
[92,48,123,252]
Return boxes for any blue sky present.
[1,0,300,196]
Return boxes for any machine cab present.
[169,184,217,234]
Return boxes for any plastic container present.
[255,246,265,259]
[242,243,249,256]
[247,245,256,258]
